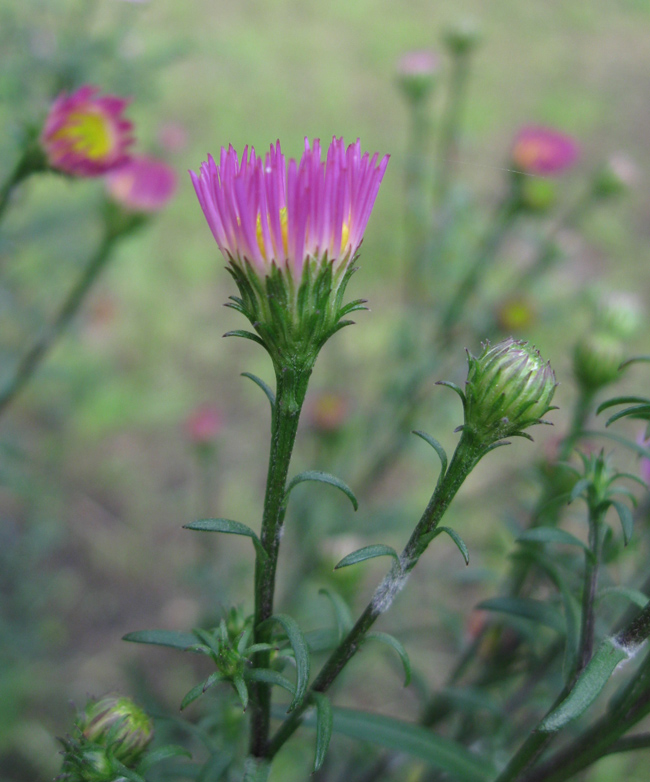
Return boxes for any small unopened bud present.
[443,18,482,56]
[518,177,556,213]
[81,695,153,766]
[596,291,643,341]
[462,339,557,446]
[573,332,624,393]
[396,50,440,103]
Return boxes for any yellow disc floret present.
[53,111,113,160]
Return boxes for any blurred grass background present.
[2,0,650,780]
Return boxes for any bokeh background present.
[2,1,650,780]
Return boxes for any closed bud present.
[396,50,440,103]
[462,339,557,446]
[443,18,482,57]
[596,291,643,341]
[80,694,153,766]
[573,332,624,392]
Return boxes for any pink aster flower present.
[511,126,579,176]
[185,405,223,446]
[190,137,389,278]
[106,155,177,212]
[41,85,134,176]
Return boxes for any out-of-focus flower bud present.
[106,155,177,213]
[496,296,536,333]
[573,332,624,393]
[307,391,350,435]
[595,291,643,341]
[592,153,639,199]
[443,18,482,56]
[519,177,557,212]
[185,404,223,447]
[41,85,134,177]
[396,50,440,103]
[462,338,557,446]
[511,126,579,176]
[80,695,153,766]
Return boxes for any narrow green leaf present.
[597,396,649,415]
[606,405,650,426]
[245,668,296,700]
[285,470,358,511]
[184,518,267,561]
[111,760,146,782]
[223,329,265,347]
[517,527,589,553]
[611,500,634,545]
[570,478,591,503]
[122,629,199,650]
[619,355,650,368]
[232,674,249,710]
[301,707,494,781]
[334,544,399,570]
[319,588,353,641]
[478,597,565,634]
[137,745,192,773]
[312,693,333,772]
[180,673,222,710]
[241,372,275,411]
[431,526,470,566]
[598,586,649,609]
[435,380,467,405]
[259,614,311,712]
[539,638,628,732]
[412,430,448,478]
[365,631,412,686]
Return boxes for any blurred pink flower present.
[157,121,189,153]
[106,156,177,212]
[41,85,134,176]
[185,405,223,445]
[511,126,579,176]
[190,137,389,277]
[397,50,440,76]
[307,391,350,434]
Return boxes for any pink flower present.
[41,85,134,176]
[190,137,389,278]
[511,126,579,176]
[185,405,223,445]
[397,50,440,77]
[307,391,350,434]
[106,156,177,212]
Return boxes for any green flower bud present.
[80,695,153,766]
[60,745,113,782]
[462,339,557,446]
[518,177,557,213]
[396,50,440,103]
[573,332,624,392]
[443,18,482,57]
[596,291,643,341]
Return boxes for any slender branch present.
[0,134,47,224]
[575,506,604,676]
[265,430,484,760]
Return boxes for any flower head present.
[511,126,579,176]
[185,404,223,445]
[80,694,153,766]
[191,138,388,365]
[458,339,557,447]
[106,155,177,212]
[573,332,624,392]
[41,85,134,176]
[396,50,440,102]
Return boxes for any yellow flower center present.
[256,207,350,260]
[53,111,113,160]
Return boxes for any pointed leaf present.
[122,629,199,650]
[611,500,634,545]
[435,380,467,405]
[570,478,591,503]
[598,586,649,609]
[245,668,296,701]
[597,396,649,415]
[431,526,470,566]
[285,470,358,511]
[232,674,249,710]
[137,745,192,773]
[259,614,310,712]
[300,707,494,781]
[412,430,448,478]
[365,631,412,686]
[181,673,222,710]
[334,544,399,570]
[184,518,267,561]
[241,372,275,411]
[223,329,266,347]
[477,597,565,634]
[312,693,333,772]
[539,638,628,732]
[319,588,353,641]
[517,527,589,553]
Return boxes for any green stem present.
[438,199,518,343]
[435,53,471,205]
[265,430,484,760]
[0,136,47,224]
[248,362,312,758]
[0,231,117,419]
[575,506,604,677]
